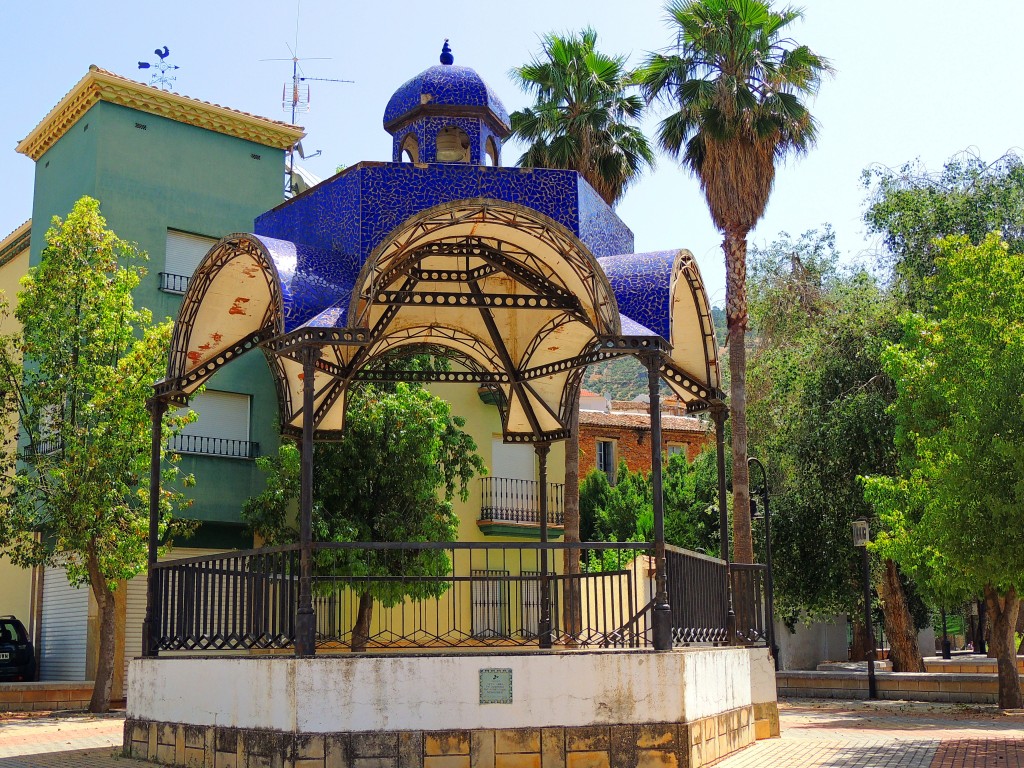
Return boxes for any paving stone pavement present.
[719,699,1024,768]
[0,700,1022,767]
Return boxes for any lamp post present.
[747,457,778,670]
[852,518,877,699]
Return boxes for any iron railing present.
[150,542,653,652]
[159,272,190,294]
[732,564,769,645]
[665,544,730,645]
[148,541,766,654]
[152,546,299,651]
[22,438,63,457]
[479,477,564,525]
[169,434,259,459]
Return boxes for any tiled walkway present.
[719,699,1024,768]
[0,700,1022,767]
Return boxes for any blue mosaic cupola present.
[383,41,511,166]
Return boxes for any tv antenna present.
[260,1,353,195]
[138,46,180,91]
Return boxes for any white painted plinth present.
[129,648,758,733]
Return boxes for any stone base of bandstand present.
[124,647,780,768]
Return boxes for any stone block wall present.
[124,708,756,768]
[775,670,1012,704]
[0,682,94,712]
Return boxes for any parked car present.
[0,616,36,682]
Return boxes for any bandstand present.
[125,44,778,768]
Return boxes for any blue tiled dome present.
[383,63,510,131]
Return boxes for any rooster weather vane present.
[138,46,179,91]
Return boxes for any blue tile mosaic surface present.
[244,55,683,341]
[383,64,510,130]
[598,250,679,341]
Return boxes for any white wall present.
[775,616,849,671]
[130,648,756,732]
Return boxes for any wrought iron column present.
[644,354,672,650]
[536,442,552,649]
[143,396,167,657]
[295,345,320,656]
[712,403,737,644]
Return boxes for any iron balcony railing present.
[168,433,259,459]
[158,272,190,294]
[479,477,564,526]
[22,438,63,457]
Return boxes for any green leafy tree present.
[864,233,1024,708]
[0,197,193,712]
[579,450,720,555]
[243,382,485,651]
[745,228,928,670]
[640,0,831,563]
[863,152,1024,308]
[663,450,720,555]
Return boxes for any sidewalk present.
[0,699,1022,767]
[0,712,128,767]
[719,699,1024,767]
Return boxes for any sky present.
[2,0,1022,307]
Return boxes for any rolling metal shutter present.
[181,391,250,442]
[164,230,216,280]
[39,566,89,681]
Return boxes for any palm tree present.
[509,28,654,206]
[509,30,653,632]
[640,0,831,563]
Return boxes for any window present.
[667,444,686,459]
[170,391,256,458]
[162,230,217,293]
[436,125,470,163]
[471,569,508,639]
[596,440,616,484]
[484,137,499,166]
[400,133,419,163]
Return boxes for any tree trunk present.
[562,399,582,641]
[983,584,1022,709]
[850,619,871,662]
[723,230,752,563]
[877,559,925,672]
[351,591,373,653]
[85,549,115,713]
[1016,608,1024,655]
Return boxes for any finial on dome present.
[440,39,454,65]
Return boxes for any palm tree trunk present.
[562,402,582,641]
[877,559,925,672]
[724,230,753,564]
[983,584,1022,709]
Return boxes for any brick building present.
[577,391,712,483]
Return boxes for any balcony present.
[159,272,190,294]
[478,477,563,535]
[169,434,259,459]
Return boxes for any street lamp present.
[747,457,778,670]
[852,518,877,699]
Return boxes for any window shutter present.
[165,230,216,278]
[183,391,250,442]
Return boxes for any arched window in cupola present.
[436,126,470,163]
[400,133,419,163]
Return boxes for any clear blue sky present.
[2,0,1022,307]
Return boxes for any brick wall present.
[579,424,710,479]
